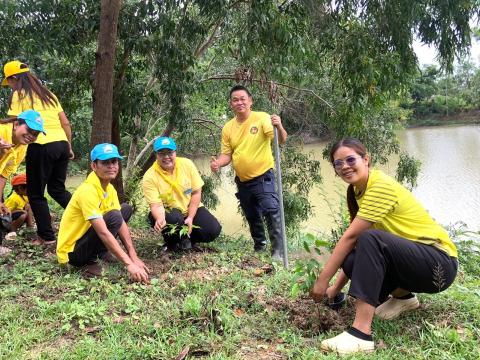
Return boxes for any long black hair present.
[7,63,58,109]
[329,138,368,222]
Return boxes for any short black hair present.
[229,85,252,100]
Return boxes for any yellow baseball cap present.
[2,60,30,86]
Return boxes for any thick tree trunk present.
[90,0,122,147]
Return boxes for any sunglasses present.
[333,155,363,170]
[156,150,175,158]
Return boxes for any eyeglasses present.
[333,155,363,170]
[156,150,175,158]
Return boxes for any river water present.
[195,124,480,235]
[66,124,480,235]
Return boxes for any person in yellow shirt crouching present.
[4,174,34,238]
[142,137,221,252]
[56,143,149,283]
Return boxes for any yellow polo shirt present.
[356,169,457,257]
[0,123,27,178]
[142,157,204,214]
[221,111,274,182]
[7,90,67,144]
[56,172,121,264]
[5,192,28,212]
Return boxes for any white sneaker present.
[0,246,12,256]
[375,295,420,320]
[5,232,17,241]
[320,331,374,355]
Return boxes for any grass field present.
[1,229,479,360]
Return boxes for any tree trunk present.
[90,0,122,147]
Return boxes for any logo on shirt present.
[250,126,258,134]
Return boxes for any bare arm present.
[117,221,150,273]
[59,111,74,159]
[311,217,373,301]
[184,189,201,235]
[0,176,9,215]
[210,153,232,172]
[89,218,149,283]
[271,114,287,144]
[150,203,166,232]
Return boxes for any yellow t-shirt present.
[142,157,204,215]
[7,90,67,144]
[221,111,274,182]
[5,192,28,212]
[56,172,121,264]
[356,169,457,257]
[0,123,27,178]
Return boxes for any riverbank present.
[407,109,480,127]
[1,229,479,359]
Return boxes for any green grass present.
[1,232,479,359]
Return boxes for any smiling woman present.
[0,110,45,255]
[310,137,459,356]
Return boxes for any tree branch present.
[201,74,336,112]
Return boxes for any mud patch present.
[265,295,354,335]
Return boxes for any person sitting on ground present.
[4,173,34,239]
[56,143,149,283]
[310,138,458,355]
[0,109,45,256]
[142,137,221,252]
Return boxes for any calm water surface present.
[197,124,480,235]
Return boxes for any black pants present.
[27,141,72,241]
[68,203,133,267]
[235,169,279,220]
[148,207,221,247]
[342,229,458,306]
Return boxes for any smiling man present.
[142,137,221,252]
[56,143,149,283]
[210,85,287,259]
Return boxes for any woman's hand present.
[325,285,341,301]
[310,277,329,303]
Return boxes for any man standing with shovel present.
[210,85,287,261]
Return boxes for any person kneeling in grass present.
[142,137,221,252]
[4,173,34,239]
[56,143,149,283]
[310,138,458,355]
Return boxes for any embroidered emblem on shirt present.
[250,126,258,134]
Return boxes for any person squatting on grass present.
[0,110,46,256]
[142,137,221,252]
[56,144,149,283]
[5,173,34,238]
[310,138,458,355]
[210,85,287,260]
[3,60,74,246]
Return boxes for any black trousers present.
[342,229,458,306]
[235,169,279,220]
[68,203,133,267]
[26,141,72,241]
[148,207,221,247]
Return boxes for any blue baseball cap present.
[153,137,176,152]
[90,143,124,161]
[17,110,46,135]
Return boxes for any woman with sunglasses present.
[2,60,73,245]
[0,110,45,255]
[310,138,458,355]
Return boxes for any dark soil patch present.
[266,295,354,335]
